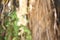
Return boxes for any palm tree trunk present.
[28,0,57,40]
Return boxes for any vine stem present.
[1,3,6,30]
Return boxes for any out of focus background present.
[0,0,32,40]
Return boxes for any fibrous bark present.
[28,0,57,40]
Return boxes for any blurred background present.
[0,0,32,40]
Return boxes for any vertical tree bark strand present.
[28,0,57,40]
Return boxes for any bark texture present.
[54,0,60,40]
[28,0,57,40]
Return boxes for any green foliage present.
[4,11,32,40]
[4,11,19,40]
[20,25,32,40]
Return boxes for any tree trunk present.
[28,0,57,40]
[54,0,60,40]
